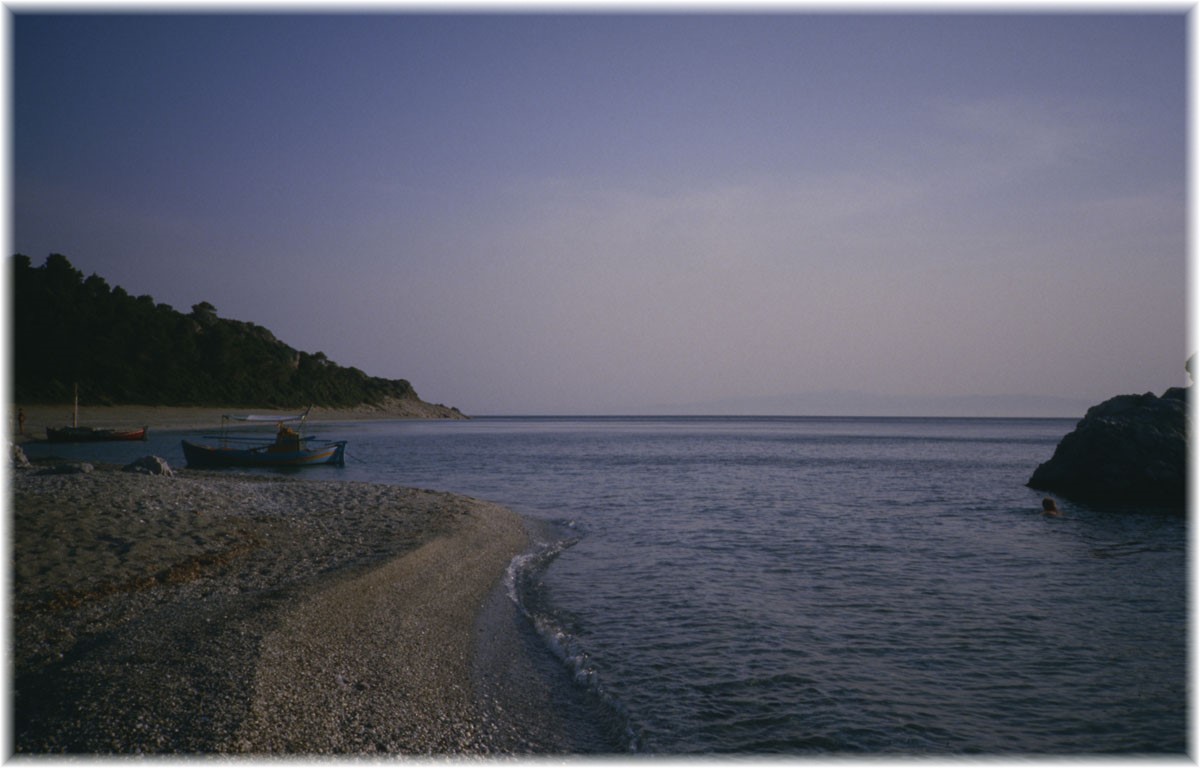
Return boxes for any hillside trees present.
[11,253,418,407]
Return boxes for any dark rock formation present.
[123,455,173,476]
[1028,387,1188,508]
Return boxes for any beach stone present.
[123,455,173,476]
[38,462,94,475]
[11,442,31,469]
[1028,387,1188,508]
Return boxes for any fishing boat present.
[47,425,148,442]
[181,408,347,468]
[45,385,148,442]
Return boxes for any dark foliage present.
[12,254,417,407]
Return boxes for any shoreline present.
[10,398,466,442]
[11,465,538,754]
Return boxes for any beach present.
[11,450,539,753]
[11,397,464,442]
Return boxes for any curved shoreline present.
[12,467,528,754]
[234,499,527,753]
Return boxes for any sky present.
[9,10,1191,415]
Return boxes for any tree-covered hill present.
[12,254,445,410]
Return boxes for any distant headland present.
[10,254,465,418]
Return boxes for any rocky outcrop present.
[1028,387,1188,508]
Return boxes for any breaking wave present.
[504,525,645,752]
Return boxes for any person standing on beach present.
[17,408,25,437]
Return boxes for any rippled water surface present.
[31,416,1188,754]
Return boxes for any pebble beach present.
[9,406,543,755]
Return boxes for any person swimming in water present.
[1041,497,1061,517]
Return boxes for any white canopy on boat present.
[224,406,311,423]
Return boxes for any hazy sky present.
[11,11,1189,415]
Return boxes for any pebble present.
[12,467,528,755]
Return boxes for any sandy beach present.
[10,459,536,753]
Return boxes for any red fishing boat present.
[45,385,148,442]
[46,425,148,442]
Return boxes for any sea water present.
[26,416,1188,754]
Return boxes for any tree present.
[12,253,423,407]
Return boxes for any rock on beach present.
[11,465,528,754]
[122,455,174,475]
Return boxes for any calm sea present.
[25,416,1189,754]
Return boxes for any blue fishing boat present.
[181,408,347,468]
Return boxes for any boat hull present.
[46,426,148,443]
[181,439,347,468]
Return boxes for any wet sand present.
[10,464,536,754]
